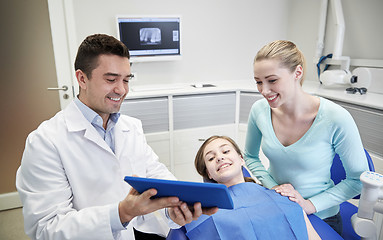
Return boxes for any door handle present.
[47,85,68,91]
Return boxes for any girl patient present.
[184,135,321,240]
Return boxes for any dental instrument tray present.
[124,176,234,209]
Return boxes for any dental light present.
[319,69,355,87]
[316,0,353,88]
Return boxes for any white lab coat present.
[16,101,176,240]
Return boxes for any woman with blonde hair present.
[244,40,369,235]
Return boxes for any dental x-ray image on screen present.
[140,28,161,45]
[117,16,181,62]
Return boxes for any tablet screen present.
[124,176,234,209]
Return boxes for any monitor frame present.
[116,15,182,63]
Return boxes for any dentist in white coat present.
[16,34,216,240]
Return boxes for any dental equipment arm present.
[351,171,383,240]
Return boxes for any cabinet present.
[324,98,383,174]
[172,92,237,182]
[173,92,236,130]
[122,91,239,182]
[237,92,269,168]
[145,133,171,168]
[120,97,169,133]
[330,99,383,158]
[237,91,263,149]
[120,97,171,168]
[122,88,383,181]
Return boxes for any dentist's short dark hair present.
[74,34,130,79]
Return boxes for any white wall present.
[285,0,322,83]
[67,0,289,86]
[51,0,383,91]
[287,0,383,83]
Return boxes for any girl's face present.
[253,59,302,108]
[203,138,245,187]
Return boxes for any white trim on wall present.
[0,192,22,211]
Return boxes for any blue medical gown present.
[185,182,308,240]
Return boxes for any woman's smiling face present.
[253,59,302,109]
[203,138,245,187]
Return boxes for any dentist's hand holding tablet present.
[120,176,219,226]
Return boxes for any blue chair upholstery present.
[330,149,374,240]
[166,226,188,240]
[331,149,375,195]
[308,214,343,239]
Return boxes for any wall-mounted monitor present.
[116,15,181,62]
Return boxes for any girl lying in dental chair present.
[184,135,321,240]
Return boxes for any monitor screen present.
[116,16,181,62]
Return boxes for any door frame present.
[47,0,77,109]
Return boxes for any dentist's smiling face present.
[203,138,245,187]
[77,54,131,123]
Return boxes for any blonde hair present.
[254,40,306,85]
[194,135,255,184]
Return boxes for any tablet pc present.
[124,176,234,209]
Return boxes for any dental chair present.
[166,150,375,240]
[167,168,343,239]
[330,149,375,240]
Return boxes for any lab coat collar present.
[63,101,131,156]
[114,118,131,159]
[64,101,90,132]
